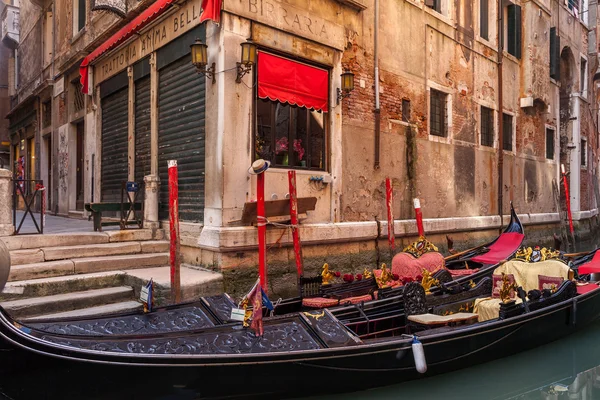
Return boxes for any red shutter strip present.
[257,52,329,113]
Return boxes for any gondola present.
[0,247,597,400]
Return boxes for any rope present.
[256,216,299,229]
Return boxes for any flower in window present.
[275,137,288,154]
[293,139,305,161]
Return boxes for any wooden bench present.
[85,202,143,232]
[230,197,318,226]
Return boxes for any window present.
[402,99,411,122]
[429,89,447,137]
[568,0,579,14]
[502,113,513,151]
[256,100,325,169]
[581,138,587,167]
[580,57,588,95]
[506,4,522,59]
[480,106,494,147]
[549,28,560,80]
[425,0,442,14]
[72,80,85,113]
[43,7,54,67]
[74,0,86,34]
[546,128,555,160]
[480,0,489,40]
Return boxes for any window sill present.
[502,51,520,64]
[423,6,454,28]
[479,144,497,153]
[71,27,87,44]
[475,36,498,53]
[428,133,451,144]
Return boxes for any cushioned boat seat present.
[578,250,600,275]
[302,297,339,308]
[340,294,373,305]
[474,297,524,322]
[407,312,479,326]
[391,251,446,280]
[448,268,480,276]
[470,232,525,265]
[493,259,570,292]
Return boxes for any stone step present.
[9,260,75,281]
[25,301,143,321]
[1,229,164,251]
[1,286,134,319]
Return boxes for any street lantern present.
[337,70,355,104]
[236,40,257,83]
[190,38,215,83]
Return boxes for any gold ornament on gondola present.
[376,263,393,287]
[514,246,561,263]
[499,273,518,304]
[420,269,440,295]
[321,263,335,285]
[403,236,439,258]
[363,268,373,279]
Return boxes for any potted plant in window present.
[275,137,289,166]
[294,139,306,167]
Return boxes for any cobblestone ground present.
[10,211,119,235]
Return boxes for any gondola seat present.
[391,251,446,281]
[473,259,572,322]
[448,268,480,277]
[470,232,525,265]
[302,297,339,308]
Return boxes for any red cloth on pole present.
[288,171,304,277]
[257,173,267,291]
[168,160,181,303]
[79,0,177,94]
[200,0,221,23]
[257,52,329,112]
[248,282,264,336]
[386,178,395,251]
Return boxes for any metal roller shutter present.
[158,55,205,222]
[101,87,128,202]
[135,76,151,184]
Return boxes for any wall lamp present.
[336,71,355,104]
[236,40,257,83]
[190,39,216,84]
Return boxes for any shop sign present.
[224,0,345,50]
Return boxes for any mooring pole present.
[414,198,425,237]
[257,169,267,293]
[288,171,304,281]
[562,164,575,237]
[385,178,395,252]
[168,160,181,303]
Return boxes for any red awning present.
[257,52,328,113]
[79,0,176,94]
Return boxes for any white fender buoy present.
[412,335,427,374]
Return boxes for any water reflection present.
[306,320,600,400]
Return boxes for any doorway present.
[76,122,84,210]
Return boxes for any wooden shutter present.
[550,27,560,80]
[507,5,522,59]
[480,0,489,40]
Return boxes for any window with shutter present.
[581,138,587,167]
[502,114,513,151]
[425,0,441,13]
[480,107,494,147]
[550,28,560,80]
[545,128,555,160]
[430,89,447,137]
[507,5,521,59]
[480,0,489,40]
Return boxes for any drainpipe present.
[374,0,381,170]
[497,0,504,231]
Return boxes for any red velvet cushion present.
[492,274,516,299]
[340,294,373,305]
[471,232,525,265]
[449,268,480,276]
[538,275,564,292]
[578,250,600,275]
[577,283,600,295]
[391,252,446,281]
[302,297,339,308]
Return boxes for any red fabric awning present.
[79,0,177,94]
[257,52,328,113]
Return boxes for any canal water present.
[305,320,600,400]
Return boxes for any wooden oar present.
[444,243,489,261]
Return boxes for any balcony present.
[1,4,19,50]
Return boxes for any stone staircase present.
[0,230,223,320]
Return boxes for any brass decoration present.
[403,236,439,258]
[499,273,518,304]
[303,311,325,320]
[514,246,561,263]
[420,268,440,295]
[321,263,335,285]
[376,263,394,288]
[363,268,373,279]
[468,280,476,289]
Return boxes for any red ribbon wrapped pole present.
[257,170,267,293]
[414,198,425,237]
[168,160,181,303]
[386,178,395,252]
[288,171,304,278]
[561,164,574,235]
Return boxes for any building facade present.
[6,0,600,297]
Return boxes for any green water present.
[307,320,600,400]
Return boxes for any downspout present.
[374,0,381,169]
[497,0,504,231]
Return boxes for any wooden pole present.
[562,164,574,235]
[414,198,425,237]
[288,171,304,279]
[257,171,267,292]
[168,160,181,303]
[385,178,395,252]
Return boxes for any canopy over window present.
[257,52,329,113]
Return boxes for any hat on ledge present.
[248,159,271,175]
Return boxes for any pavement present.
[10,210,119,235]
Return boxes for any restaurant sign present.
[224,0,345,50]
[94,0,202,84]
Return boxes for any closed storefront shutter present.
[157,54,206,222]
[101,82,128,202]
[135,76,151,185]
